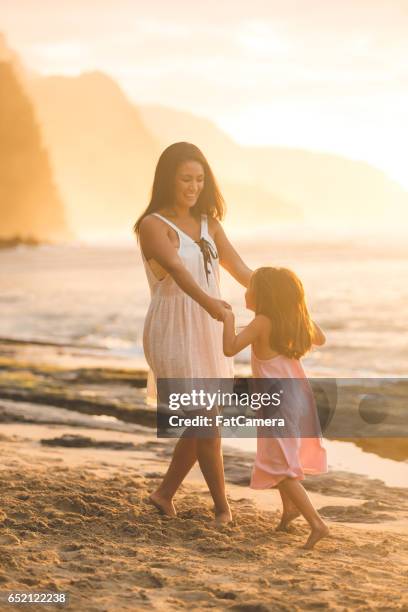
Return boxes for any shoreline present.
[1,339,407,457]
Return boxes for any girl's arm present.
[311,321,326,346]
[223,311,263,356]
[139,216,230,320]
[212,219,253,288]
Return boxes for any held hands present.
[206,298,232,322]
[221,307,235,323]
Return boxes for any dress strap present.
[151,213,182,237]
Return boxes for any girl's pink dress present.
[250,350,327,489]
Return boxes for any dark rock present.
[40,434,136,450]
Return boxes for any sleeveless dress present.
[141,213,233,401]
[250,350,327,489]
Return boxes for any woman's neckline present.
[153,212,202,243]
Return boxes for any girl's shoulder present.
[249,314,272,340]
[253,313,272,330]
[240,314,270,339]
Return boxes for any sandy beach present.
[1,421,408,611]
[1,342,408,611]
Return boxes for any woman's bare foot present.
[148,492,177,517]
[275,510,301,532]
[302,523,329,549]
[215,507,233,526]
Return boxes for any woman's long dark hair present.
[134,142,225,236]
[252,267,313,359]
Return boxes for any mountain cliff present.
[0,59,68,241]
[30,72,160,237]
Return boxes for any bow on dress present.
[195,237,218,285]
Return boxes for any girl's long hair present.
[134,142,225,236]
[252,267,313,359]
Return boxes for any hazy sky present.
[1,0,407,188]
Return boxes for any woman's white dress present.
[142,213,233,401]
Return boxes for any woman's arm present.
[311,321,326,346]
[140,216,230,320]
[212,220,253,288]
[223,310,262,356]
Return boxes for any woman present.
[135,142,252,524]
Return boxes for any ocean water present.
[1,231,408,378]
[1,233,407,485]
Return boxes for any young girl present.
[222,267,329,549]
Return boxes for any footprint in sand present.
[149,563,187,577]
[319,504,395,523]
[181,590,217,603]
[60,543,84,552]
[9,510,31,521]
[133,570,165,589]
[0,533,20,545]
[144,472,164,479]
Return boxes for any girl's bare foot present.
[275,510,301,532]
[302,523,329,549]
[215,507,233,526]
[148,492,177,517]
